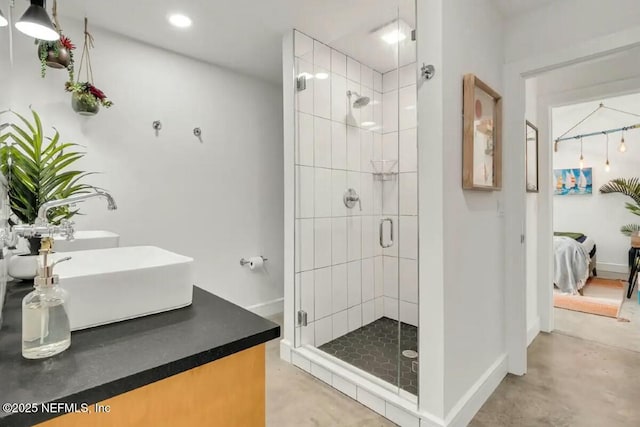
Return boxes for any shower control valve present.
[343,188,362,211]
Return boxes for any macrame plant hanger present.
[68,17,112,115]
[52,0,61,33]
[76,17,95,87]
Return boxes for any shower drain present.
[402,350,418,359]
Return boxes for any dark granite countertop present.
[0,283,280,427]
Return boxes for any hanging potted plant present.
[35,1,75,79]
[65,81,113,116]
[37,35,75,78]
[67,17,113,116]
[0,109,99,280]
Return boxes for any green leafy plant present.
[0,109,97,228]
[65,81,113,109]
[599,177,640,236]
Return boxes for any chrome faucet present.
[11,190,117,241]
[36,190,117,226]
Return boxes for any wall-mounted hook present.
[152,120,162,136]
[193,127,202,143]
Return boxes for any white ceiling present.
[492,0,556,17]
[52,0,415,85]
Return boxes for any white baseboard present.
[444,354,508,427]
[596,262,628,275]
[527,316,541,347]
[245,297,284,317]
[279,339,293,363]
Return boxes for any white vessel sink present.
[53,246,194,331]
[53,230,120,252]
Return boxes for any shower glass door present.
[293,0,417,397]
[394,0,419,396]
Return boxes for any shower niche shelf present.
[371,160,398,181]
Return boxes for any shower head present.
[347,90,370,108]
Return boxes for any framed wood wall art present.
[462,74,503,190]
[526,120,539,192]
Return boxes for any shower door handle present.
[379,218,393,248]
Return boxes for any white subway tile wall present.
[294,29,418,348]
[332,264,349,313]
[314,267,332,320]
[314,117,332,168]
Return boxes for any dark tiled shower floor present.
[319,317,418,395]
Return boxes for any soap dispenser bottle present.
[22,238,72,359]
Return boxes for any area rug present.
[554,277,626,318]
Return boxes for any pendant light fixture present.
[619,129,627,153]
[605,133,611,172]
[579,137,584,170]
[0,8,8,27]
[15,0,59,41]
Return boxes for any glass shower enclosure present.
[292,0,418,397]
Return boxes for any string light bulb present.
[579,137,584,170]
[605,133,610,172]
[619,129,627,153]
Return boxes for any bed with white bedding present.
[553,232,598,294]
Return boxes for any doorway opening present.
[524,46,640,353]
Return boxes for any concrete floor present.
[554,281,640,353]
[472,332,640,427]
[266,314,640,427]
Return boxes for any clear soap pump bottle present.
[22,238,72,359]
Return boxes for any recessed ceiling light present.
[315,72,329,80]
[168,13,192,28]
[361,121,376,127]
[381,29,406,45]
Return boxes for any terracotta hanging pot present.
[71,92,100,116]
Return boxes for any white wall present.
[505,0,640,64]
[552,93,640,271]
[7,21,284,311]
[0,5,9,112]
[441,0,506,416]
[0,4,8,307]
[525,78,539,344]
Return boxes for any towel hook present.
[152,120,162,136]
[193,127,202,142]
